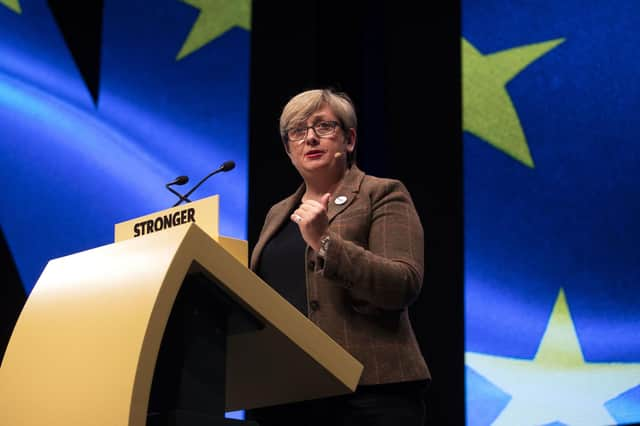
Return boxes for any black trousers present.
[245,380,429,426]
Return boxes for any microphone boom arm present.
[172,160,235,207]
[166,185,191,204]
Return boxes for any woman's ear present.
[345,128,357,152]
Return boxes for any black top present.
[256,218,308,316]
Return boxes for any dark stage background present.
[247,1,463,424]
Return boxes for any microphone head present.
[220,160,236,172]
[167,175,189,186]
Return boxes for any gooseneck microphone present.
[165,175,191,204]
[172,160,236,207]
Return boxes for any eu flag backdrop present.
[0,0,251,295]
[463,1,640,425]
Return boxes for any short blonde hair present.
[279,88,357,141]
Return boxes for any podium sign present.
[115,195,247,267]
[115,195,220,243]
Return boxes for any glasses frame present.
[285,120,342,145]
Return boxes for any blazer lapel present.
[327,166,365,222]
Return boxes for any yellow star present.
[462,37,565,168]
[466,288,640,425]
[176,0,251,60]
[0,0,21,14]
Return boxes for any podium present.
[0,197,364,425]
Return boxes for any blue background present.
[0,0,249,296]
[464,1,640,424]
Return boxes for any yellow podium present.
[0,197,363,426]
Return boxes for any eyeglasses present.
[286,120,341,144]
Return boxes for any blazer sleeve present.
[318,179,424,310]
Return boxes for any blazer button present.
[310,300,320,311]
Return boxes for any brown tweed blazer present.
[250,166,430,385]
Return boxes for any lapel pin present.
[334,195,347,205]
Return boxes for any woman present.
[247,88,430,425]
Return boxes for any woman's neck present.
[303,167,348,201]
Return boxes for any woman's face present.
[285,104,355,178]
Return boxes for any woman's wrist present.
[317,234,330,257]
